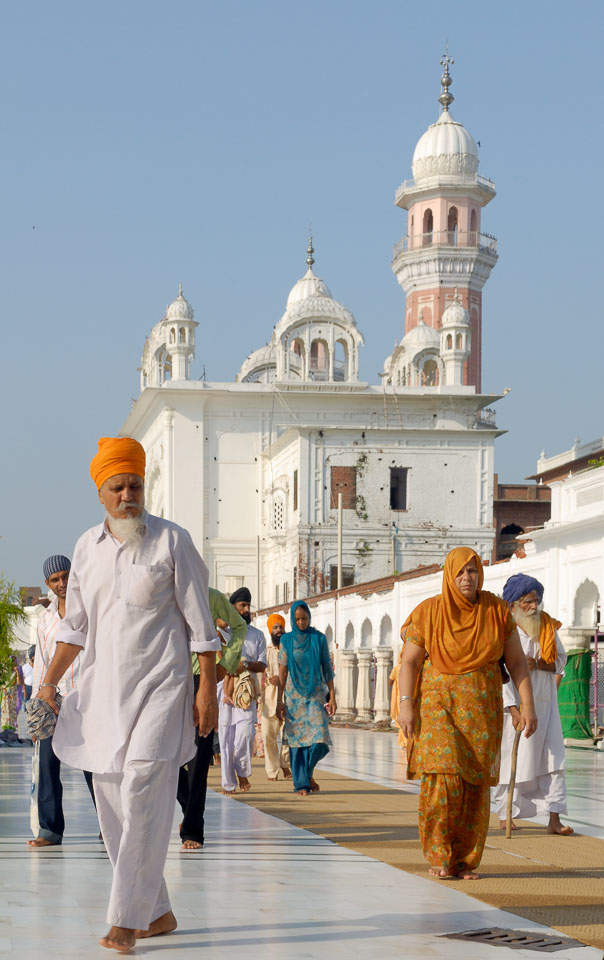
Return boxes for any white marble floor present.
[0,733,601,959]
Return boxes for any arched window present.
[179,327,186,343]
[498,523,524,560]
[325,625,334,649]
[574,580,600,628]
[344,622,355,649]
[169,328,176,344]
[422,358,438,386]
[422,208,433,245]
[310,339,329,380]
[361,618,373,648]
[447,206,458,245]
[470,208,478,237]
[455,333,463,349]
[379,615,392,646]
[446,333,453,350]
[334,339,349,381]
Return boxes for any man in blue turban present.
[493,573,573,835]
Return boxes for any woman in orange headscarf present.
[398,547,537,880]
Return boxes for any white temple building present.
[121,56,504,608]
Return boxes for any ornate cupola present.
[139,285,198,391]
[392,47,497,391]
[440,288,471,385]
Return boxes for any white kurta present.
[494,624,567,818]
[33,595,81,696]
[217,626,267,726]
[52,513,221,774]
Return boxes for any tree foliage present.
[0,575,27,686]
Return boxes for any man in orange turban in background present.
[35,436,221,954]
[398,546,537,880]
[260,613,292,781]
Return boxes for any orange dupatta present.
[538,611,562,664]
[402,546,512,675]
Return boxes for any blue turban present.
[502,573,544,605]
[43,555,71,581]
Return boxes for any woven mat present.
[208,758,604,950]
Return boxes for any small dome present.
[166,285,194,321]
[402,321,440,349]
[286,267,332,308]
[412,111,478,183]
[441,295,470,327]
[237,343,277,382]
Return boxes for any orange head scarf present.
[267,613,286,633]
[90,437,146,490]
[403,546,512,675]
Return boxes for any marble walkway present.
[0,727,601,959]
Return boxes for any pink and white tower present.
[392,49,497,391]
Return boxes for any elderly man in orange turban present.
[35,436,220,954]
[398,547,538,880]
[261,613,291,781]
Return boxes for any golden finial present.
[438,42,454,112]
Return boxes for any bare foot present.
[457,867,480,879]
[222,788,236,795]
[99,926,135,953]
[135,910,178,939]
[309,777,320,793]
[547,816,574,836]
[500,819,519,831]
[27,837,60,848]
[238,776,251,792]
[296,789,309,797]
[283,767,292,779]
[267,776,278,781]
[429,866,454,878]
[181,839,203,850]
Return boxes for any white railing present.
[393,230,497,259]
[396,173,495,195]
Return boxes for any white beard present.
[512,604,542,638]
[106,511,146,547]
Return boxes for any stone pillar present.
[355,650,374,722]
[335,651,358,721]
[374,648,393,723]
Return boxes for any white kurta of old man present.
[493,577,567,820]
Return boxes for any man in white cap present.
[35,436,220,954]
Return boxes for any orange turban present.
[267,614,286,633]
[90,437,146,490]
[402,546,513,675]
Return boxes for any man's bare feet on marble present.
[238,776,251,792]
[222,788,236,795]
[181,838,203,850]
[309,777,320,792]
[499,819,519,830]
[27,837,60,848]
[283,767,292,779]
[99,926,136,953]
[135,910,178,938]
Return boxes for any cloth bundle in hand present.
[232,671,260,710]
[25,693,63,740]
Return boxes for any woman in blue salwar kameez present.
[276,601,337,796]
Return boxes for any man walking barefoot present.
[35,437,220,954]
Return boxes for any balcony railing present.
[396,174,495,197]
[393,230,497,259]
[473,408,497,429]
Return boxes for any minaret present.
[392,48,497,391]
[440,288,471,385]
[165,284,197,381]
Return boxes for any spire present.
[178,282,183,297]
[438,42,454,112]
[306,229,315,268]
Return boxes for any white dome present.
[412,111,478,183]
[402,321,440,349]
[441,297,470,327]
[286,267,332,308]
[166,285,194,321]
[237,343,277,382]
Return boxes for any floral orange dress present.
[406,615,513,874]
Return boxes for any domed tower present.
[139,285,198,390]
[272,236,364,383]
[392,49,497,391]
[440,288,471,385]
[164,285,197,381]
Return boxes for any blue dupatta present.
[281,600,325,698]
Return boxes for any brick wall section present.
[331,466,357,509]
[491,474,551,563]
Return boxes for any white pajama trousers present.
[219,719,254,792]
[492,769,568,820]
[93,758,179,929]
[261,715,290,778]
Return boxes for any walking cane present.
[505,725,522,839]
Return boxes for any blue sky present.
[1,0,602,586]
